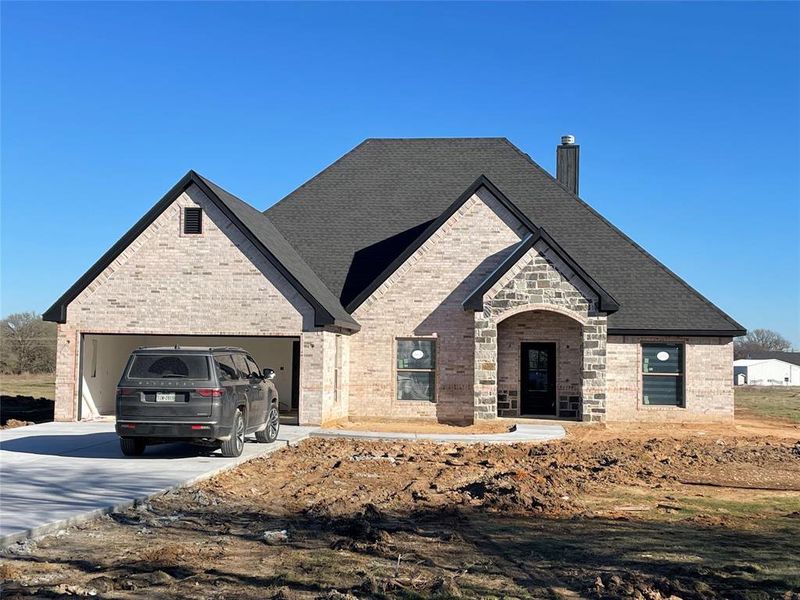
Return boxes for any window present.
[232,354,250,379]
[215,354,238,381]
[642,344,684,407]
[183,207,203,234]
[128,354,210,380]
[397,338,436,401]
[246,356,261,379]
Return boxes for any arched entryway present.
[496,309,584,418]
[473,302,607,423]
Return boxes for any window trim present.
[640,342,685,408]
[395,337,437,403]
[182,206,203,235]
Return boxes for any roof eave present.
[608,328,746,337]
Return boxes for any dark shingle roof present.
[745,352,800,366]
[265,138,744,334]
[44,171,358,330]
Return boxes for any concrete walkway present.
[311,422,566,444]
[0,421,315,547]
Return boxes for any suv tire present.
[221,408,245,458]
[255,405,280,443]
[120,437,146,456]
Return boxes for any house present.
[734,352,800,386]
[44,137,745,425]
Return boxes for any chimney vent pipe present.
[556,135,580,195]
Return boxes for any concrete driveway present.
[0,421,315,546]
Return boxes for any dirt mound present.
[203,436,799,517]
[0,395,54,426]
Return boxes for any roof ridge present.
[500,138,745,332]
[363,136,510,141]
[263,139,370,216]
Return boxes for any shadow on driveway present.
[0,433,228,459]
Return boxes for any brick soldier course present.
[45,138,745,426]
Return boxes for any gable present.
[44,171,358,331]
[353,185,526,321]
[265,138,745,335]
[345,175,534,313]
[64,184,314,333]
[483,239,601,320]
[463,229,619,314]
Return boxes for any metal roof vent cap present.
[561,134,576,145]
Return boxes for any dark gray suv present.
[115,346,280,457]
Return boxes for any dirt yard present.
[3,418,799,599]
[0,373,56,428]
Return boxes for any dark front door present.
[520,342,557,415]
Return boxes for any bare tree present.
[734,328,793,359]
[0,312,57,374]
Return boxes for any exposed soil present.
[2,427,799,599]
[0,396,54,428]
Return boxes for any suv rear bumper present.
[116,421,232,440]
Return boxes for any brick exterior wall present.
[475,240,608,421]
[54,184,315,422]
[52,182,736,426]
[607,335,734,422]
[349,188,527,423]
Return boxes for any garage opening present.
[79,334,300,422]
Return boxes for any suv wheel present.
[221,409,245,458]
[120,437,146,456]
[255,405,280,443]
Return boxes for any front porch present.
[467,231,616,423]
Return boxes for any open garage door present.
[79,334,300,420]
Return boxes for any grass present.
[0,372,56,399]
[735,385,800,423]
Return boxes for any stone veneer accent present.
[53,183,317,422]
[606,335,734,422]
[349,188,526,424]
[474,240,608,422]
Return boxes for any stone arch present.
[494,303,590,327]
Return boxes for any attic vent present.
[183,207,203,234]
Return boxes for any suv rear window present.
[128,354,210,380]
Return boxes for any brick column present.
[580,316,608,422]
[473,311,498,420]
[54,324,79,421]
[299,330,336,425]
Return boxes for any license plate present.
[155,392,176,403]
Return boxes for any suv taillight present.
[117,388,135,396]
[196,388,224,397]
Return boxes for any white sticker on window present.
[411,349,425,360]
[656,351,670,361]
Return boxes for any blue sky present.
[2,2,798,344]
